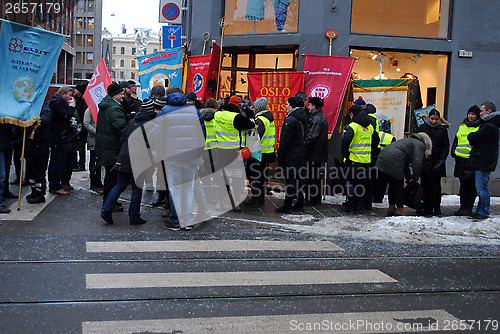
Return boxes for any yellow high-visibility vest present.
[256,115,276,153]
[369,113,380,132]
[454,123,479,158]
[204,118,217,150]
[215,110,245,149]
[378,131,394,149]
[348,123,374,163]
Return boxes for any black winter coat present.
[341,111,380,163]
[451,118,481,178]
[304,108,328,163]
[0,124,12,152]
[277,107,308,168]
[468,111,500,172]
[49,93,75,145]
[115,111,156,174]
[416,118,449,177]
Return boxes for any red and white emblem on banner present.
[84,58,112,124]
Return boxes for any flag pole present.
[17,128,27,210]
[216,17,228,100]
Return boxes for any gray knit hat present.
[253,97,268,112]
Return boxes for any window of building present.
[113,47,116,54]
[88,18,94,29]
[131,47,136,55]
[86,72,94,79]
[76,52,83,64]
[131,72,135,80]
[131,60,136,68]
[120,71,124,79]
[120,59,125,67]
[76,35,83,46]
[87,0,95,11]
[74,72,82,79]
[120,47,125,55]
[76,17,84,29]
[112,59,116,67]
[224,0,299,35]
[351,0,450,38]
[76,0,85,11]
[87,52,93,64]
[87,36,93,46]
[350,48,449,113]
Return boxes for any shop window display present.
[225,0,299,35]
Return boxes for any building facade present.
[102,32,161,83]
[186,0,500,178]
[1,0,77,84]
[74,0,102,81]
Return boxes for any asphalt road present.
[0,175,499,333]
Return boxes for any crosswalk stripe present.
[86,240,343,253]
[86,269,397,289]
[82,309,465,333]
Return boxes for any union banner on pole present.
[247,71,305,145]
[138,47,183,100]
[84,58,112,125]
[186,43,220,103]
[303,55,355,134]
[0,20,65,126]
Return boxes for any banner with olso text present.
[247,71,305,145]
[0,20,65,126]
[303,55,355,134]
[138,47,183,100]
[83,58,112,125]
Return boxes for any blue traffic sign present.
[162,26,182,50]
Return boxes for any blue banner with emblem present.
[0,20,65,125]
[138,47,183,100]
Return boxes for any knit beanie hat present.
[186,92,197,101]
[308,96,324,109]
[140,99,155,113]
[353,96,367,109]
[252,97,268,111]
[229,95,242,106]
[295,91,307,102]
[119,81,132,88]
[467,105,480,118]
[154,97,168,110]
[107,83,123,97]
[365,103,376,114]
[287,96,303,109]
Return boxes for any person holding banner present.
[304,96,328,205]
[48,86,76,196]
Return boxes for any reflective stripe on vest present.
[348,123,374,163]
[204,119,217,150]
[215,110,245,149]
[369,114,380,132]
[256,115,276,153]
[378,131,394,149]
[454,123,479,158]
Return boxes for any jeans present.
[474,170,491,217]
[165,159,197,226]
[101,171,142,222]
[103,165,118,204]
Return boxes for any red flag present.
[84,58,112,124]
[303,55,355,134]
[186,43,221,104]
[247,71,305,145]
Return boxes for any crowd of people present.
[0,82,498,227]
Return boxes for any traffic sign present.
[162,26,182,50]
[159,0,182,24]
[325,30,338,39]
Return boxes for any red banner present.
[303,55,355,134]
[84,58,112,125]
[186,43,220,104]
[247,71,305,145]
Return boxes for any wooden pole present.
[17,128,27,210]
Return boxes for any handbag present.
[245,128,262,161]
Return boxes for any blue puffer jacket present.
[156,92,206,161]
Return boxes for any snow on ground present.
[258,194,500,245]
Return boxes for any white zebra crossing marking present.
[86,269,397,289]
[82,309,467,333]
[86,240,344,253]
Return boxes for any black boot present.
[275,197,293,214]
[27,184,46,204]
[151,191,167,207]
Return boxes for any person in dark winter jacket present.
[275,96,309,213]
[47,86,76,195]
[100,100,156,225]
[375,132,432,216]
[96,83,128,206]
[74,83,88,172]
[304,96,328,205]
[0,125,12,213]
[341,104,380,212]
[416,109,450,216]
[24,103,53,204]
[83,107,103,193]
[244,97,276,206]
[451,105,481,216]
[467,101,500,219]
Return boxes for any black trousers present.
[384,173,404,208]
[77,131,87,169]
[283,166,305,209]
[103,164,118,204]
[246,158,266,200]
[63,150,77,184]
[421,172,442,214]
[344,162,372,210]
[25,141,50,192]
[89,150,103,189]
[459,174,476,211]
[48,143,69,191]
[306,161,323,203]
